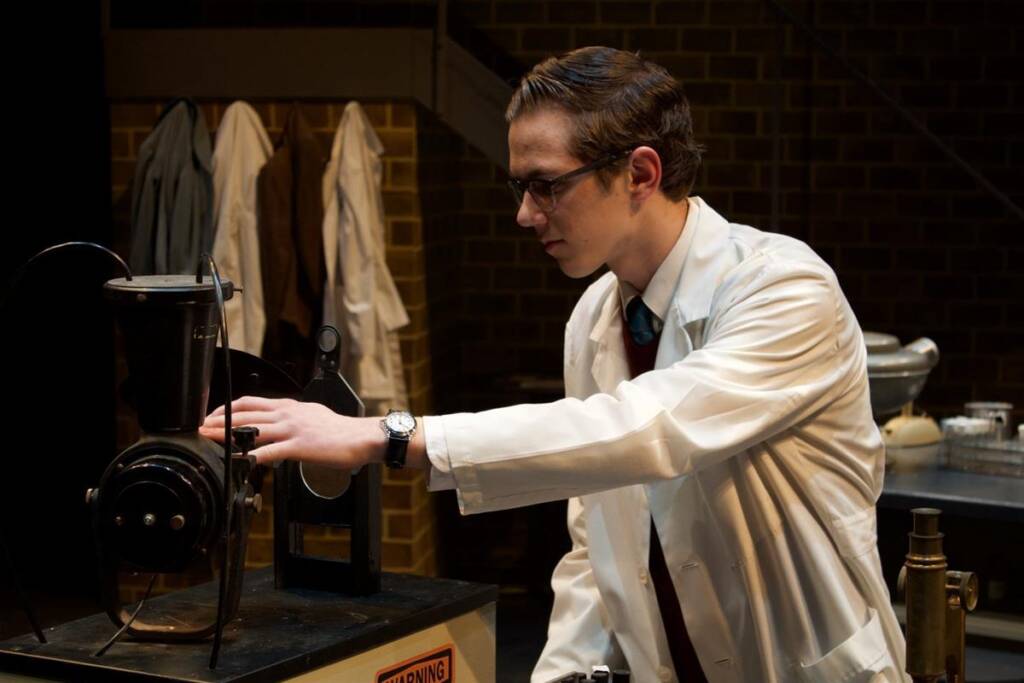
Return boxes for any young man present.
[203,47,908,683]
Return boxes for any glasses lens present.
[528,181,555,212]
[508,179,524,208]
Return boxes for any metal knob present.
[245,493,263,514]
[232,425,260,453]
[946,570,979,612]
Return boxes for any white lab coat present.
[211,101,272,355]
[430,198,908,683]
[322,102,410,415]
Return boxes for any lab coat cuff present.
[432,412,488,515]
[423,415,456,492]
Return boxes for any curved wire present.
[2,241,132,312]
[0,522,45,643]
[200,253,233,669]
[92,573,157,657]
[1,241,131,645]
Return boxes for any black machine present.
[274,326,382,595]
[89,274,256,649]
[5,243,382,669]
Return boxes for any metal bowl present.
[865,334,939,416]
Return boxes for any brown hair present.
[506,46,704,201]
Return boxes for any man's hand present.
[199,396,387,468]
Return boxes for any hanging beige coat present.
[322,102,409,415]
[211,101,272,355]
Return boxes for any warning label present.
[376,644,454,683]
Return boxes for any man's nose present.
[515,191,547,229]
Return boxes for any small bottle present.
[611,669,631,682]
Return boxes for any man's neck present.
[610,197,689,292]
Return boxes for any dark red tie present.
[622,299,708,682]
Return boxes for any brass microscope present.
[899,507,979,683]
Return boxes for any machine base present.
[0,567,497,682]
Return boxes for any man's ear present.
[628,146,662,202]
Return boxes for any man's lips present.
[543,239,565,253]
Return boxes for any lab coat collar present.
[669,196,732,326]
[340,101,385,158]
[589,196,732,390]
[616,196,699,323]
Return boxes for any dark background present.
[1,1,113,637]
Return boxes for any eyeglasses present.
[507,149,633,213]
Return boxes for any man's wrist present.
[406,419,428,470]
[365,416,390,465]
[373,414,427,470]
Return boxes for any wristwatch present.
[380,410,417,469]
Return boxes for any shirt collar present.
[617,197,700,322]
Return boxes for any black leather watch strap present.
[385,434,409,469]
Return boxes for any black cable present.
[2,241,132,311]
[92,573,157,657]
[199,253,233,670]
[0,241,131,645]
[0,521,45,643]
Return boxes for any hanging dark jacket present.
[129,98,214,275]
[257,104,326,382]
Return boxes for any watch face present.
[385,411,416,434]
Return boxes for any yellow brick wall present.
[110,100,438,598]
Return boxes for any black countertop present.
[0,567,497,682]
[880,468,1024,522]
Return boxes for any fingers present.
[251,441,290,466]
[203,410,280,430]
[205,396,293,420]
[200,422,286,441]
[200,427,226,443]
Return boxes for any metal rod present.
[204,253,234,670]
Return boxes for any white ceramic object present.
[882,414,942,473]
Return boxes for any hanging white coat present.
[322,102,410,415]
[210,101,272,355]
[428,198,909,683]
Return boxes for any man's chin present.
[557,260,602,279]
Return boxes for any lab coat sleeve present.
[423,415,456,492]
[531,497,623,683]
[437,256,856,514]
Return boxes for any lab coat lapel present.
[653,197,730,371]
[589,286,630,394]
[676,198,733,322]
[589,197,732,393]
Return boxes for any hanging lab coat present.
[129,98,214,275]
[427,198,908,683]
[211,101,272,356]
[322,102,409,414]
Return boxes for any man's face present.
[508,107,631,279]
